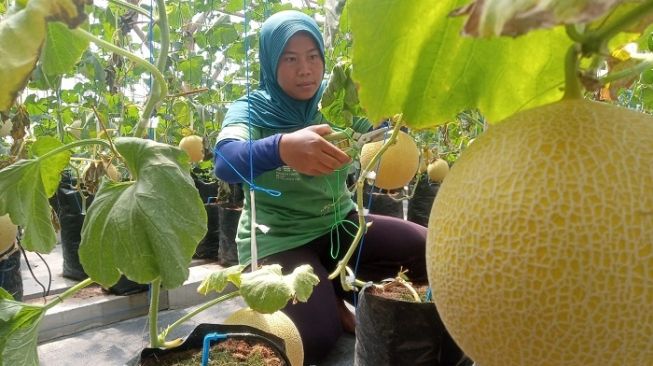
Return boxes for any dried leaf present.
[452,0,630,37]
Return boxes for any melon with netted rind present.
[179,135,204,162]
[0,215,17,254]
[427,158,449,182]
[427,98,653,366]
[359,130,419,190]
[224,307,303,366]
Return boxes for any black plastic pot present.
[194,203,221,260]
[0,250,23,301]
[50,173,93,281]
[360,183,404,219]
[407,175,440,227]
[218,204,241,266]
[126,323,291,366]
[354,285,472,366]
[192,173,221,259]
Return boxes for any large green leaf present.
[41,22,89,76]
[0,289,45,366]
[239,264,319,314]
[0,138,71,252]
[349,0,573,128]
[31,136,72,197]
[78,137,207,289]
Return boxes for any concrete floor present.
[36,297,355,366]
[19,244,354,365]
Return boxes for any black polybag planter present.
[192,174,221,259]
[194,203,221,259]
[218,204,241,266]
[0,250,23,301]
[125,323,291,366]
[360,183,404,219]
[354,286,469,366]
[50,174,93,281]
[407,175,440,227]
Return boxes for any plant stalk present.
[158,290,241,345]
[35,139,112,161]
[590,0,653,48]
[328,118,405,290]
[43,278,94,311]
[562,45,583,100]
[396,278,421,302]
[601,54,653,84]
[72,28,168,101]
[108,0,153,18]
[135,0,171,138]
[149,278,161,348]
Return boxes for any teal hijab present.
[222,10,326,130]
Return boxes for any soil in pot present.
[132,324,290,366]
[140,337,286,366]
[355,280,473,366]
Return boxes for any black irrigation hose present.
[17,231,52,298]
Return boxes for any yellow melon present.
[359,130,419,190]
[223,308,303,366]
[178,135,204,163]
[0,214,17,254]
[426,158,449,182]
[427,98,653,366]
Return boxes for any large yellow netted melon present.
[359,130,419,190]
[427,98,653,366]
[0,215,17,254]
[224,307,304,366]
[426,158,449,182]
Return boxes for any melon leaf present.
[0,289,45,366]
[0,137,70,253]
[78,137,207,290]
[349,0,572,128]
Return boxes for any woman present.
[213,10,427,364]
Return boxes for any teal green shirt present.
[216,118,370,264]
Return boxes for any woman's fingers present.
[279,125,352,176]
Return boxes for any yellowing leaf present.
[0,0,89,111]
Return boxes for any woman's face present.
[276,32,324,101]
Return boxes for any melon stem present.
[327,117,405,290]
[563,45,583,100]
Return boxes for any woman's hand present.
[279,124,352,176]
